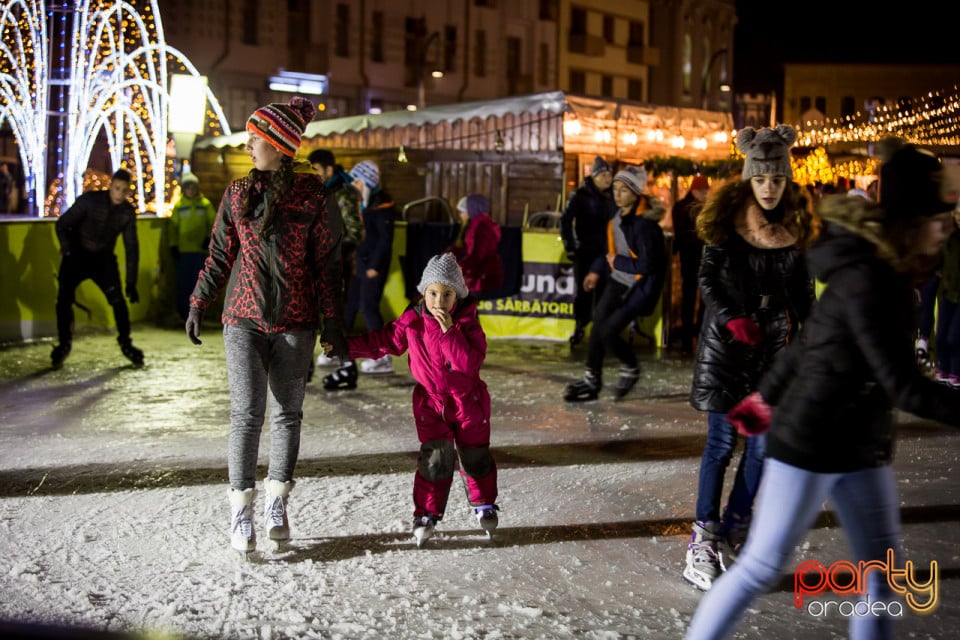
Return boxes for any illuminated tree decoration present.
[0,0,230,216]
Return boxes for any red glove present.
[726,317,762,346]
[726,392,772,436]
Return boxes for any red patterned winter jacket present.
[189,172,342,332]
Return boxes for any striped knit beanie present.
[613,165,647,195]
[246,96,315,158]
[350,160,381,189]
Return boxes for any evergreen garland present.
[642,155,743,179]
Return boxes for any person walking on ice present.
[185,96,348,554]
[321,252,499,546]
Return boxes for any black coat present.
[690,220,814,413]
[560,178,616,258]
[760,204,960,473]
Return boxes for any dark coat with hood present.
[759,195,960,473]
[560,177,617,258]
[356,187,396,275]
[690,182,816,412]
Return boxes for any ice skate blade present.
[413,527,433,547]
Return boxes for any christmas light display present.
[0,0,230,217]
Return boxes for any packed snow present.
[0,327,958,639]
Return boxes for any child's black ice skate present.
[322,361,357,390]
[613,366,640,400]
[563,370,600,402]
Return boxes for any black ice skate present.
[50,342,71,369]
[118,338,144,367]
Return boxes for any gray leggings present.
[223,324,315,489]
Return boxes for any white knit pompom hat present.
[417,253,469,299]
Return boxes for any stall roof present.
[195,91,570,150]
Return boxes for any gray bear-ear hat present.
[736,125,798,181]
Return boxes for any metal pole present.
[701,48,728,111]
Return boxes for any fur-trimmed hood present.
[631,194,665,223]
[807,194,901,281]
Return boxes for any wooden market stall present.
[190,92,734,345]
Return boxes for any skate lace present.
[689,541,720,564]
[267,496,285,527]
[233,508,253,538]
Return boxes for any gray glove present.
[185,308,203,345]
[320,318,349,361]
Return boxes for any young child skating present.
[322,252,499,546]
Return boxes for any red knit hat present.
[246,96,315,158]
[691,175,709,191]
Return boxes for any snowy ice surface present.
[0,327,958,639]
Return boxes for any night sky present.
[733,1,960,94]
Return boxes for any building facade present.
[160,0,562,131]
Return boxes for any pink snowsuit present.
[347,296,497,520]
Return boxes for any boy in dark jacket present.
[563,165,666,402]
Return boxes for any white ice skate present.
[474,505,499,540]
[412,515,437,547]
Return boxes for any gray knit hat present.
[591,155,612,177]
[736,125,797,181]
[417,253,469,299]
[613,165,647,195]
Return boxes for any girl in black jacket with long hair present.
[684,126,820,591]
[686,142,960,639]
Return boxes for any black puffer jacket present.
[760,196,960,473]
[690,193,815,413]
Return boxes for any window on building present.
[538,42,550,85]
[539,0,558,21]
[628,20,644,47]
[702,37,711,92]
[799,96,812,113]
[475,30,487,77]
[601,75,613,97]
[287,0,309,68]
[506,37,522,94]
[571,7,586,35]
[444,26,457,72]
[405,17,426,86]
[335,4,349,57]
[628,78,643,101]
[626,20,645,63]
[569,70,585,93]
[840,96,856,119]
[603,16,615,43]
[371,11,384,62]
[815,96,826,114]
[474,0,496,6]
[242,0,258,45]
[682,34,691,93]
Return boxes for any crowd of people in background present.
[43,102,960,637]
